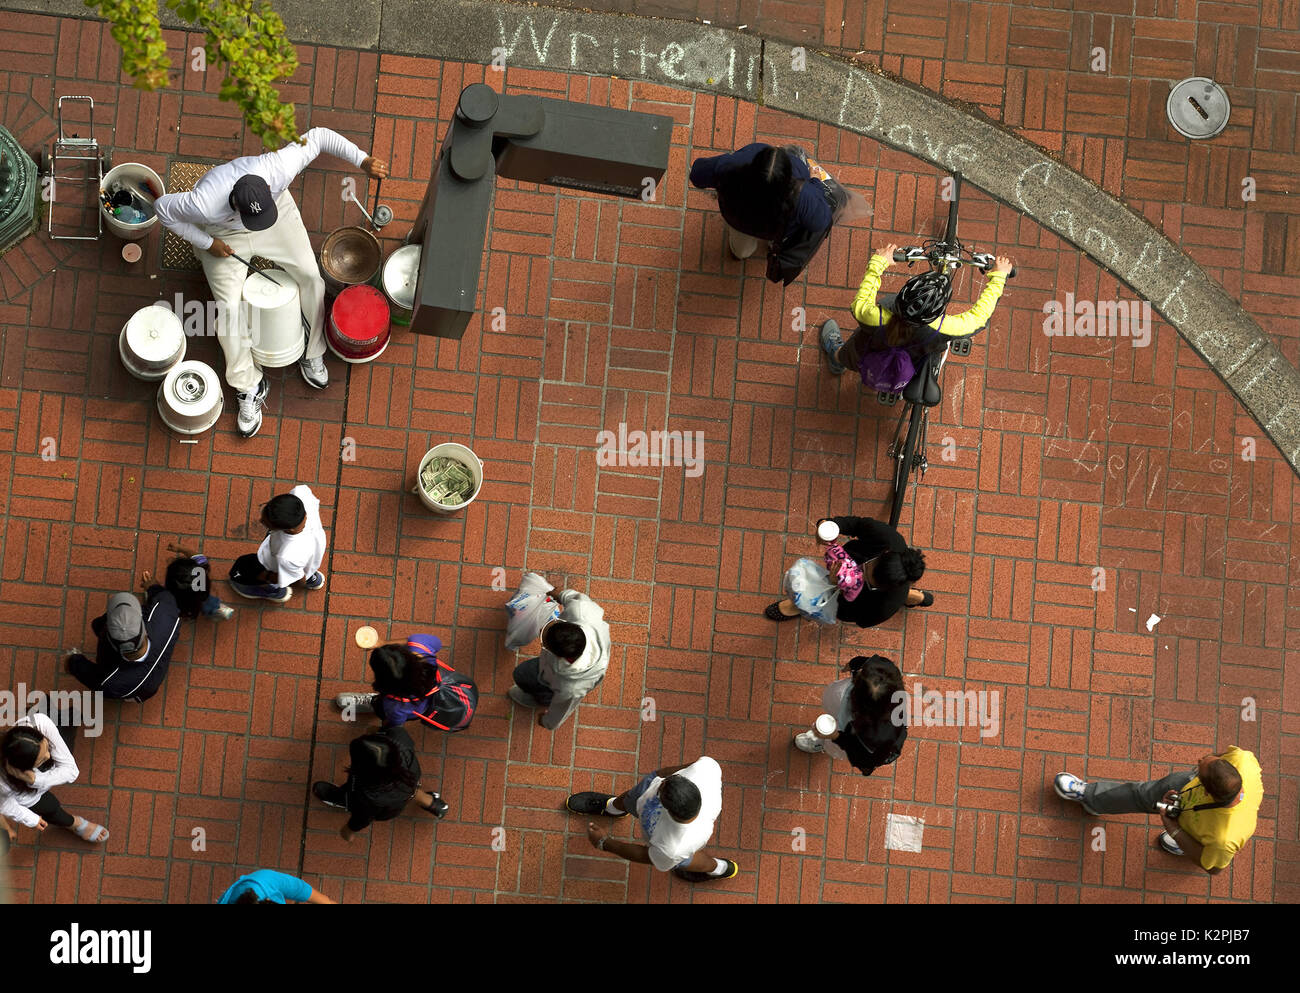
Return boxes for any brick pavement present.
[0,9,1293,903]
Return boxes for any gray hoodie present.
[536,589,611,729]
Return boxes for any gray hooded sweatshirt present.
[536,589,611,729]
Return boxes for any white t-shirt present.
[258,485,328,587]
[0,713,79,828]
[635,756,723,871]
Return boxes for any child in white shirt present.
[228,485,328,603]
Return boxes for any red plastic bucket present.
[327,284,391,363]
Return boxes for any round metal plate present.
[1167,77,1230,139]
[383,245,421,310]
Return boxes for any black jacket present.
[829,516,910,628]
[343,726,421,831]
[71,587,181,701]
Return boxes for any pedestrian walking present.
[567,757,737,882]
[794,655,909,776]
[690,143,865,285]
[312,726,449,841]
[228,485,327,603]
[819,244,1013,389]
[154,540,234,620]
[0,714,107,851]
[334,635,477,733]
[155,128,389,437]
[766,515,931,625]
[508,586,610,730]
[1054,746,1263,874]
[218,868,336,904]
[66,585,180,703]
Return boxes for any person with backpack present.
[66,586,181,703]
[508,587,611,730]
[0,714,108,851]
[228,485,328,603]
[147,541,234,621]
[312,726,449,839]
[334,635,477,734]
[765,515,932,624]
[690,143,859,285]
[819,244,1013,390]
[793,655,909,777]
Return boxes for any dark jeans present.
[30,791,75,828]
[512,657,554,706]
[1084,770,1195,814]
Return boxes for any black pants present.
[30,791,75,828]
[512,657,555,706]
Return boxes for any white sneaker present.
[212,605,235,620]
[794,731,825,753]
[1054,772,1100,815]
[235,377,268,437]
[299,355,328,389]
[334,692,377,712]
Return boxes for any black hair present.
[542,622,586,662]
[347,733,419,791]
[2,726,46,792]
[263,493,306,530]
[368,644,438,697]
[165,556,211,618]
[1202,759,1243,803]
[715,145,800,241]
[659,775,702,822]
[848,655,906,743]
[874,547,926,589]
[233,889,266,905]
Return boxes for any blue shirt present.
[218,869,313,905]
[689,143,833,242]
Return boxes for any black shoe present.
[764,600,798,621]
[674,859,739,882]
[905,591,935,608]
[423,793,449,819]
[566,791,626,816]
[312,781,347,809]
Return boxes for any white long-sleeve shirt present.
[257,485,328,587]
[154,127,367,251]
[0,713,79,828]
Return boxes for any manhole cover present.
[1167,77,1230,139]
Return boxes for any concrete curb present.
[9,0,1299,472]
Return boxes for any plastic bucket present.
[414,443,484,515]
[119,303,186,381]
[327,284,390,363]
[242,270,304,368]
[101,163,164,241]
[382,245,420,326]
[156,360,223,435]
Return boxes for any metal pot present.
[320,225,381,296]
[119,304,186,381]
[381,244,421,326]
[156,360,223,435]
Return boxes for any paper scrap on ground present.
[1145,613,1162,631]
[885,813,925,853]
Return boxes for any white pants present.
[197,189,326,393]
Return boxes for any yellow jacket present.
[850,253,1007,352]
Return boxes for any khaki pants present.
[724,221,761,260]
[197,189,326,393]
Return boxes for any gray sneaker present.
[299,355,328,389]
[334,692,377,713]
[794,731,825,753]
[235,377,269,437]
[820,320,847,375]
[507,685,539,709]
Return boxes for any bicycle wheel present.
[888,400,925,528]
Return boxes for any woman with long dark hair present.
[0,715,107,851]
[312,726,449,840]
[794,655,908,777]
[766,515,932,626]
[334,635,477,734]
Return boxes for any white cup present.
[814,713,837,736]
[817,520,840,542]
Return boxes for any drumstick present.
[230,252,281,286]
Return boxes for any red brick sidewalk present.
[0,11,1291,903]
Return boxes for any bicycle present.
[879,172,1016,528]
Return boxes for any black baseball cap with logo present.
[228,175,278,231]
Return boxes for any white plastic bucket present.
[119,303,186,381]
[414,443,483,514]
[101,163,165,241]
[242,270,304,368]
[156,360,223,435]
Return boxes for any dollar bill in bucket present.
[419,456,476,505]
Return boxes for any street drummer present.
[155,128,388,438]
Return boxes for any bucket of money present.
[414,443,483,514]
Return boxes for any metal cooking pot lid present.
[242,272,298,308]
[383,245,422,308]
[124,305,185,361]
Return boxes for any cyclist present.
[819,243,1014,388]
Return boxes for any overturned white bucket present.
[242,270,304,368]
[101,163,164,241]
[157,360,223,436]
[119,303,186,381]
[414,443,483,515]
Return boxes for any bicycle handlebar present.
[892,247,1015,278]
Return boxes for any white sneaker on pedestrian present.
[507,686,538,708]
[1158,831,1184,856]
[334,692,377,712]
[235,377,269,437]
[299,355,328,389]
[794,731,825,754]
[212,605,235,620]
[1054,772,1100,815]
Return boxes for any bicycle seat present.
[903,353,942,407]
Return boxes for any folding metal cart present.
[44,95,110,241]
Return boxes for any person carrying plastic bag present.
[504,572,562,651]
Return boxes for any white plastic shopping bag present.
[782,557,840,625]
[505,571,561,650]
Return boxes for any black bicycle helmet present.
[895,271,953,324]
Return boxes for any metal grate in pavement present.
[161,161,273,272]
